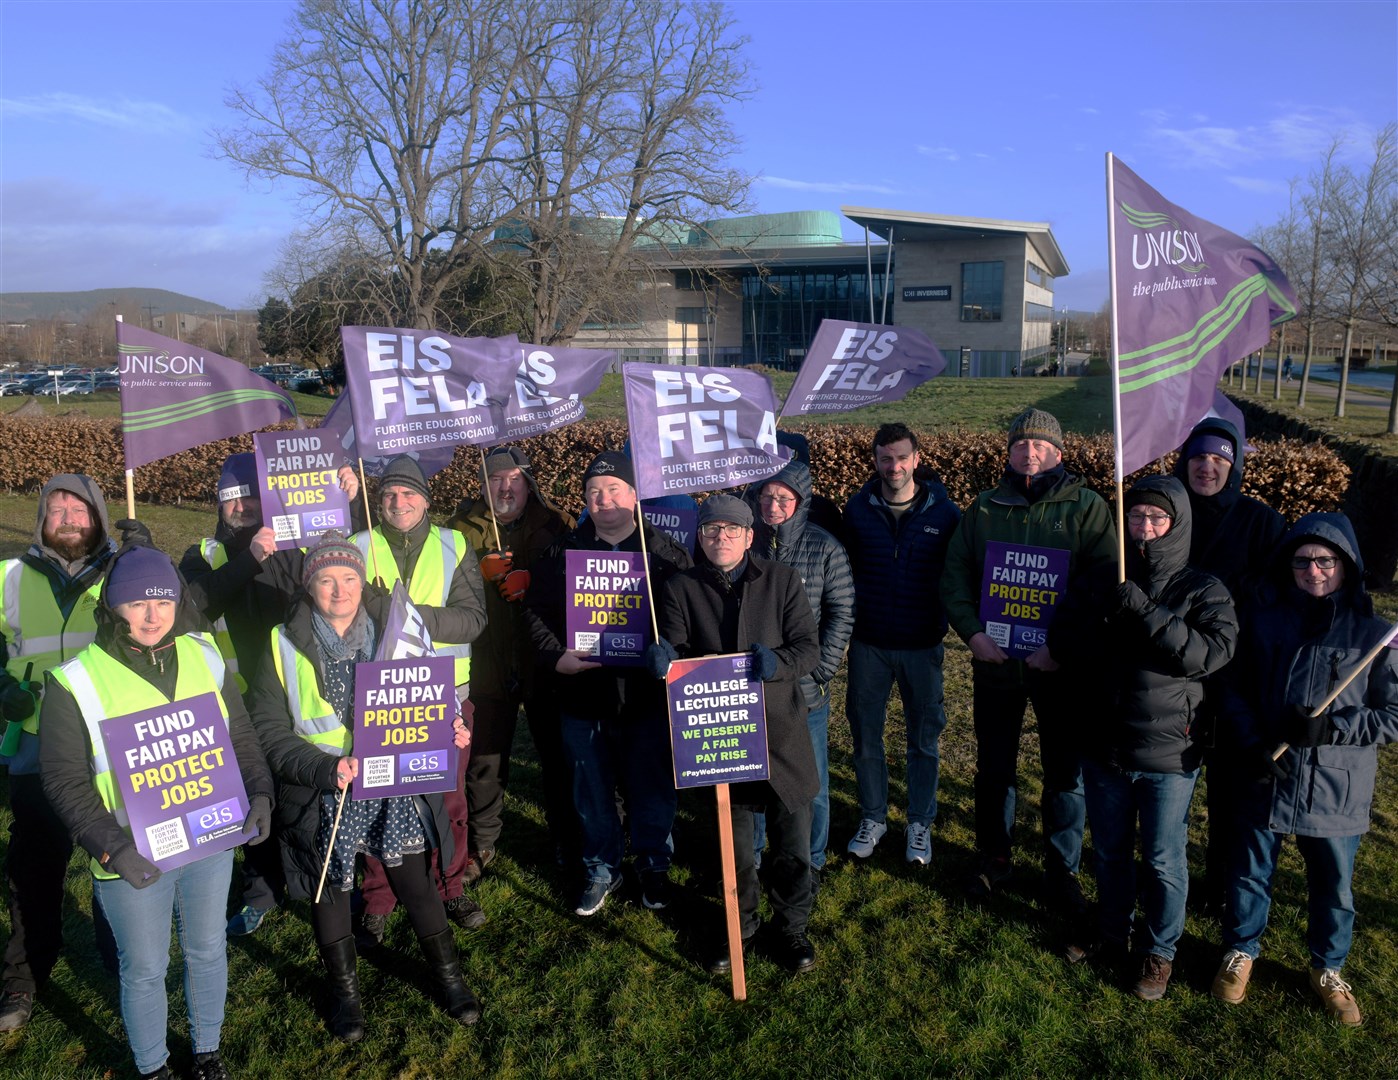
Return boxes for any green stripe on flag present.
[122,389,292,431]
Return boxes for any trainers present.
[640,871,672,911]
[356,911,387,949]
[0,989,33,1032]
[226,903,273,937]
[1211,950,1253,1004]
[964,857,1011,902]
[190,1051,231,1080]
[1132,953,1173,1001]
[574,876,622,917]
[445,894,487,930]
[847,819,887,859]
[462,848,496,887]
[769,930,817,973]
[905,822,932,865]
[1309,967,1362,1025]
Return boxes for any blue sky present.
[2,0,1394,314]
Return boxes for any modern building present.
[571,207,1069,376]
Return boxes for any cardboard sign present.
[978,541,1070,659]
[100,692,251,871]
[564,550,650,666]
[252,430,352,550]
[351,655,458,799]
[642,503,697,557]
[666,653,769,789]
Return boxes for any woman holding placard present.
[245,531,478,1042]
[39,542,274,1080]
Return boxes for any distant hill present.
[1,289,232,323]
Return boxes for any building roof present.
[841,206,1070,278]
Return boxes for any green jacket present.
[941,468,1117,648]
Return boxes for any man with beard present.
[0,474,117,1031]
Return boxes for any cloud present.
[757,175,899,195]
[1,92,192,135]
[1226,176,1289,195]
[1078,107,1099,116]
[1140,106,1374,169]
[916,145,959,162]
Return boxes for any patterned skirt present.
[316,791,426,893]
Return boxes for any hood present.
[1123,475,1193,590]
[1270,512,1368,606]
[30,473,116,574]
[748,459,813,551]
[1171,417,1244,500]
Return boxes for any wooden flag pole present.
[714,782,747,1001]
[314,782,351,903]
[1272,620,1398,760]
[125,470,136,522]
[356,456,383,586]
[635,503,661,642]
[480,447,503,551]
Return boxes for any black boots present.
[317,936,366,1043]
[417,928,481,1026]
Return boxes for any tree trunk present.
[1388,365,1398,435]
[1297,321,1317,409]
[1335,322,1354,419]
[1273,326,1285,400]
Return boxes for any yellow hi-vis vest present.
[0,558,104,734]
[50,633,229,880]
[198,539,247,693]
[269,626,353,757]
[353,526,472,685]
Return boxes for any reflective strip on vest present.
[270,627,351,756]
[52,634,228,879]
[353,526,472,685]
[199,539,245,692]
[0,558,103,734]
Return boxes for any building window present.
[675,306,709,325]
[1027,261,1054,291]
[1025,302,1054,323]
[961,261,1003,322]
[674,270,698,291]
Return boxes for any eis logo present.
[303,508,347,532]
[1121,201,1207,274]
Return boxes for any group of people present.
[0,407,1393,1076]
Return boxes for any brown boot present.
[1132,952,1173,1001]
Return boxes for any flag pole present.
[714,781,747,1000]
[634,502,661,642]
[479,447,503,551]
[1105,152,1127,584]
[115,316,138,520]
[314,783,351,903]
[1272,620,1398,761]
[356,457,382,586]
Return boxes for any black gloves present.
[1285,704,1332,748]
[115,519,154,547]
[748,643,779,682]
[242,795,273,845]
[0,682,38,724]
[360,583,390,623]
[1115,581,1152,617]
[1252,743,1290,782]
[645,638,679,680]
[106,845,162,889]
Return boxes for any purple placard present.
[99,691,251,871]
[252,430,353,551]
[564,549,650,665]
[978,541,1071,659]
[780,319,947,417]
[351,655,458,800]
[642,503,697,557]
[666,653,769,789]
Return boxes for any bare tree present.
[1289,138,1346,410]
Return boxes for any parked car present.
[0,381,28,396]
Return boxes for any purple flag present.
[117,323,295,470]
[623,362,790,500]
[340,326,519,456]
[1109,156,1297,479]
[665,653,769,789]
[1204,390,1255,455]
[781,319,946,416]
[375,581,436,661]
[320,391,457,479]
[502,342,615,442]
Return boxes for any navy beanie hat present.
[107,547,182,608]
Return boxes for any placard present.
[564,549,650,665]
[252,430,352,550]
[351,655,458,799]
[978,541,1070,659]
[666,653,769,789]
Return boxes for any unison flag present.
[623,362,790,500]
[1109,156,1297,479]
[320,391,457,480]
[117,323,295,470]
[781,319,946,416]
[502,342,615,442]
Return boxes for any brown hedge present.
[0,416,1348,522]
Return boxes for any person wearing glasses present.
[1052,476,1237,1001]
[1210,513,1398,1026]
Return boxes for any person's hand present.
[453,714,472,749]
[1025,645,1059,672]
[249,526,277,563]
[361,583,390,622]
[644,638,679,680]
[106,845,162,889]
[242,795,272,845]
[1253,743,1290,782]
[330,757,359,791]
[1115,580,1152,617]
[0,682,38,723]
[498,569,530,602]
[480,551,513,583]
[556,649,603,676]
[114,519,154,547]
[968,632,1009,664]
[748,642,779,682]
[1285,704,1332,748]
[337,465,360,502]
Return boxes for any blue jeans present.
[561,708,676,884]
[752,696,831,870]
[94,849,234,1075]
[846,641,947,827]
[1084,762,1197,959]
[1225,792,1362,970]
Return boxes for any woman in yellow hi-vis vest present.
[39,544,273,1080]
[245,532,478,1043]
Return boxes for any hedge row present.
[0,416,1348,523]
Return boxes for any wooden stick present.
[714,782,746,1001]
[356,456,383,586]
[635,502,661,642]
[314,781,351,904]
[125,469,136,522]
[1272,619,1398,760]
[480,447,503,551]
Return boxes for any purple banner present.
[564,550,650,665]
[978,542,1071,660]
[1110,156,1297,479]
[340,326,519,456]
[351,655,458,800]
[642,503,697,557]
[501,342,614,442]
[623,363,790,500]
[118,323,295,470]
[252,431,352,551]
[781,319,947,417]
[320,391,458,479]
[666,653,768,789]
[99,691,251,871]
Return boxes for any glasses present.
[759,494,797,506]
[1291,555,1339,570]
[1126,511,1171,526]
[699,523,748,539]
